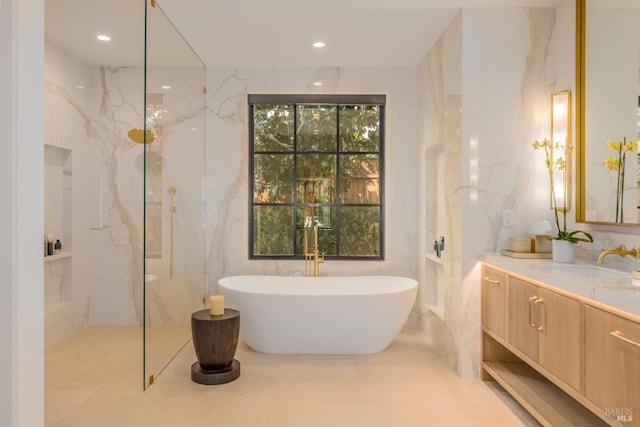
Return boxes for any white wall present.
[1,0,45,426]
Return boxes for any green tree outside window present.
[249,94,385,259]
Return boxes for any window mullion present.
[292,103,299,256]
[335,105,341,257]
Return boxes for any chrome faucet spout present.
[598,245,640,265]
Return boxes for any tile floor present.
[45,326,539,427]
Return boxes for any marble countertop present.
[481,253,640,317]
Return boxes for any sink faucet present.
[598,245,640,265]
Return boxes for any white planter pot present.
[552,239,576,263]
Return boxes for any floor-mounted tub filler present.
[218,275,418,355]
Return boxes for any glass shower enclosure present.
[143,1,206,388]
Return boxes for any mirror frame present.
[575,0,640,226]
[576,0,586,223]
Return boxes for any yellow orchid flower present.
[622,140,637,153]
[607,140,621,151]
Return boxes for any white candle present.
[99,177,104,227]
[210,295,224,316]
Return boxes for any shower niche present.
[423,142,446,319]
[44,144,73,343]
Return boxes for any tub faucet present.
[598,245,640,264]
[304,218,324,276]
[313,243,324,277]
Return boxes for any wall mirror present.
[576,0,640,225]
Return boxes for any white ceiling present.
[45,0,562,68]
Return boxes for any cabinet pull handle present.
[528,296,537,327]
[484,277,500,285]
[535,298,544,332]
[610,330,640,348]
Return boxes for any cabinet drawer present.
[585,305,640,426]
[481,266,507,339]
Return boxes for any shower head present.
[127,128,155,144]
[168,186,176,195]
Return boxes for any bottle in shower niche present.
[54,239,62,254]
[44,235,48,257]
[47,233,54,256]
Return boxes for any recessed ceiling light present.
[313,41,326,48]
[97,35,111,42]
[313,81,323,86]
[161,85,171,90]
[75,85,85,90]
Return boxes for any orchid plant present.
[532,138,593,244]
[603,138,637,223]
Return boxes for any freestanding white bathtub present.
[217,275,417,355]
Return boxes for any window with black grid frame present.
[249,94,385,260]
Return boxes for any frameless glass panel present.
[253,154,294,203]
[144,3,206,389]
[339,154,380,204]
[253,206,294,255]
[296,154,336,203]
[339,105,380,152]
[339,206,380,256]
[253,104,294,152]
[297,105,337,151]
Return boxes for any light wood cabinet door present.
[481,266,507,339]
[537,288,583,392]
[586,306,640,427]
[508,277,539,362]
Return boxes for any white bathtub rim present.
[218,275,417,296]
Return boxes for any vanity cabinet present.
[585,305,640,427]
[508,277,583,391]
[481,264,618,427]
[481,266,507,340]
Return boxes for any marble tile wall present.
[45,41,206,344]
[44,41,93,345]
[418,8,560,378]
[204,67,420,291]
[417,12,462,368]
[85,65,146,326]
[45,42,147,332]
[87,63,205,327]
[144,67,206,327]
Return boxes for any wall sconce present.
[551,90,571,211]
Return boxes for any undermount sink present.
[547,264,628,278]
